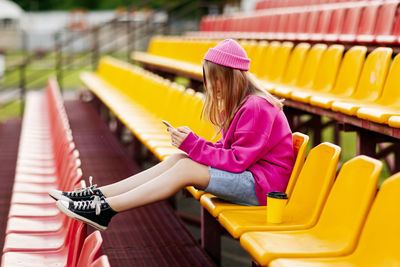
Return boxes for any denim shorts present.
[204,166,260,206]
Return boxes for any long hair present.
[202,60,283,133]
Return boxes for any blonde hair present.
[202,60,283,133]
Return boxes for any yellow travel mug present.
[266,191,288,224]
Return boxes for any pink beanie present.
[204,39,250,71]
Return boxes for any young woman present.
[50,39,295,231]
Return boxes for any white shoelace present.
[69,176,97,197]
[73,195,102,215]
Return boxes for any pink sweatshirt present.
[179,95,295,205]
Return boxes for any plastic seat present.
[1,221,86,267]
[200,132,309,217]
[274,44,327,98]
[90,255,111,267]
[297,10,319,41]
[268,43,310,94]
[284,12,299,40]
[76,231,103,267]
[218,143,341,238]
[373,2,399,44]
[256,42,281,81]
[3,218,74,252]
[324,8,345,42]
[339,6,363,42]
[260,42,294,91]
[356,53,400,124]
[290,44,344,103]
[331,47,392,116]
[309,46,367,109]
[240,156,381,266]
[310,9,332,41]
[355,4,380,43]
[270,172,400,267]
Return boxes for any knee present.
[165,153,188,165]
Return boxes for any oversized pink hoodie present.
[179,95,295,205]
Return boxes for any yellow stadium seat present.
[240,156,381,266]
[269,172,400,267]
[199,132,309,217]
[267,43,310,93]
[250,41,268,77]
[309,46,367,109]
[218,142,341,238]
[285,132,309,197]
[257,41,281,81]
[261,42,294,92]
[290,45,344,103]
[274,44,327,98]
[356,54,400,124]
[388,116,400,128]
[331,47,392,116]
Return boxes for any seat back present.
[303,10,319,34]
[67,221,87,267]
[258,41,280,80]
[375,53,400,106]
[329,46,367,97]
[90,255,111,267]
[285,132,309,197]
[314,156,381,251]
[286,12,299,34]
[285,142,341,226]
[314,9,332,35]
[351,172,400,265]
[373,2,398,36]
[351,47,392,101]
[356,4,380,36]
[325,8,345,37]
[311,44,344,93]
[268,42,293,83]
[295,43,327,89]
[341,6,362,35]
[252,41,269,77]
[76,231,103,267]
[280,43,310,86]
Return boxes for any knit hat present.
[204,39,250,71]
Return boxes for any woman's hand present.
[168,126,192,147]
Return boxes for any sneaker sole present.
[48,191,72,202]
[56,201,107,231]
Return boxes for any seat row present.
[1,78,110,267]
[133,36,400,128]
[81,56,400,266]
[255,0,365,10]
[199,0,400,44]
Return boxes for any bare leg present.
[99,153,188,197]
[106,158,210,212]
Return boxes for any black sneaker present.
[56,196,117,231]
[49,176,104,202]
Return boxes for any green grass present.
[0,100,23,122]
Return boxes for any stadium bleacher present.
[2,0,400,266]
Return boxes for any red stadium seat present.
[376,2,400,44]
[311,9,332,41]
[76,231,103,267]
[339,6,363,42]
[324,7,345,41]
[356,3,381,43]
[298,10,319,40]
[91,255,111,267]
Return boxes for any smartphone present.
[162,120,175,130]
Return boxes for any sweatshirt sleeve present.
[179,102,277,172]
